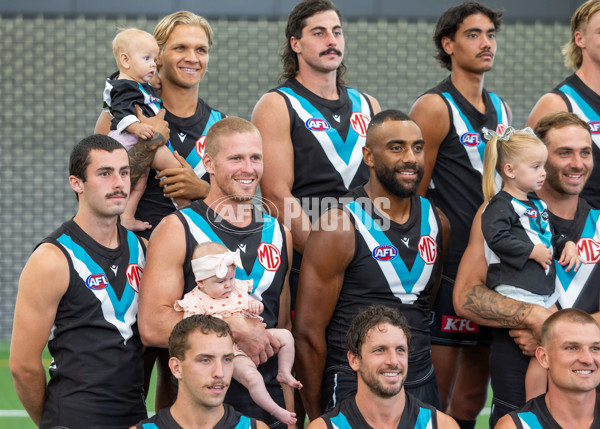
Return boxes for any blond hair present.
[112,28,157,65]
[563,0,600,69]
[154,11,213,53]
[204,117,260,158]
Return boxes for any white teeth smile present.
[236,179,253,184]
[574,370,592,374]
[382,372,398,376]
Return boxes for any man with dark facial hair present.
[294,110,450,419]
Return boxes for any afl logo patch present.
[126,264,143,293]
[524,208,538,218]
[372,245,398,261]
[86,273,109,290]
[589,121,600,134]
[460,133,481,147]
[350,112,370,137]
[418,236,437,265]
[257,243,281,271]
[577,237,600,264]
[305,118,330,132]
[196,135,206,158]
[149,95,159,103]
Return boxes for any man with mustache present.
[409,3,509,428]
[308,306,459,429]
[132,315,268,429]
[11,135,149,428]
[252,0,381,314]
[138,117,294,428]
[294,110,449,419]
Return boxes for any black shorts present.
[430,276,493,346]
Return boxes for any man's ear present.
[203,153,215,175]
[169,357,183,380]
[441,36,454,56]
[536,346,550,370]
[348,350,360,372]
[290,36,301,54]
[69,175,84,195]
[362,145,374,168]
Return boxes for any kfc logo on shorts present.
[588,121,600,134]
[418,236,437,265]
[126,264,143,293]
[195,135,206,158]
[460,133,481,147]
[372,245,398,261]
[524,208,538,218]
[305,118,330,132]
[86,273,109,290]
[350,112,370,137]
[577,237,600,264]
[441,316,479,333]
[257,243,281,271]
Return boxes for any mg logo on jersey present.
[350,112,370,137]
[524,208,538,218]
[441,316,479,333]
[126,264,143,293]
[195,135,206,158]
[460,132,481,147]
[577,237,600,264]
[372,245,398,261]
[589,121,600,134]
[305,118,330,132]
[86,273,109,290]
[418,235,437,265]
[496,123,507,135]
[257,243,281,271]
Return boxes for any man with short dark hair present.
[132,315,268,429]
[294,110,449,419]
[11,135,147,428]
[495,309,600,429]
[308,305,459,428]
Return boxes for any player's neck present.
[170,397,226,429]
[160,79,200,118]
[354,388,406,429]
[576,62,600,95]
[545,388,596,429]
[295,69,340,100]
[203,192,254,228]
[450,69,486,113]
[536,186,579,220]
[364,182,413,225]
[72,211,120,249]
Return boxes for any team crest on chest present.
[577,237,600,264]
[126,263,143,293]
[257,242,281,271]
[418,236,437,265]
[372,244,398,261]
[86,273,109,290]
[195,135,206,158]
[350,112,369,137]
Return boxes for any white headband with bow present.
[191,249,244,281]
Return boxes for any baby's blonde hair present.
[112,28,157,66]
[192,242,228,260]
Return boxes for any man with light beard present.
[308,305,458,428]
[138,117,294,428]
[294,110,450,419]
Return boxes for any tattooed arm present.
[128,106,169,186]
[453,205,551,337]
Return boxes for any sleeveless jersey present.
[39,220,147,429]
[321,394,438,429]
[273,79,374,222]
[326,188,443,388]
[424,76,509,278]
[134,404,257,429]
[552,74,600,209]
[509,394,600,429]
[136,99,225,236]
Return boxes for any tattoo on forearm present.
[463,284,533,328]
[128,132,166,186]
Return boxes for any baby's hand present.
[127,122,155,140]
[529,243,552,270]
[559,241,582,272]
[248,298,264,315]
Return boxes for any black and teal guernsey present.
[321,394,438,429]
[136,98,225,236]
[326,188,443,389]
[174,200,288,427]
[134,404,257,429]
[423,76,509,279]
[552,74,600,209]
[272,79,374,222]
[39,220,147,429]
[509,394,600,429]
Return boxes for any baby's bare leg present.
[233,355,297,426]
[268,328,303,389]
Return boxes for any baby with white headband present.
[174,242,302,426]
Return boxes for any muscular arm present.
[494,413,518,429]
[436,411,461,429]
[277,227,294,331]
[429,208,451,308]
[410,94,450,197]
[453,205,550,334]
[293,209,355,420]
[10,244,69,425]
[526,93,569,128]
